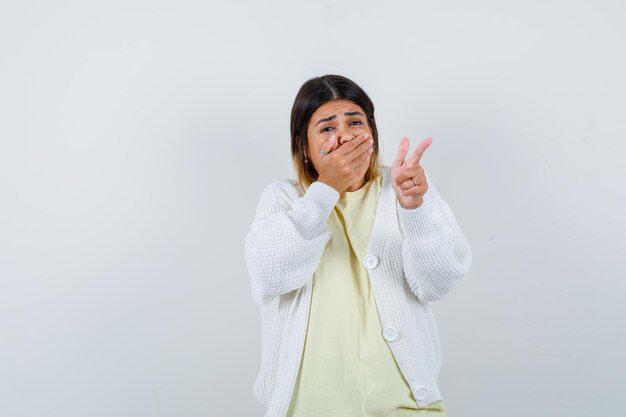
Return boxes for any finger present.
[350,141,374,168]
[399,177,427,196]
[346,135,373,162]
[319,133,337,156]
[400,178,416,191]
[406,137,432,165]
[338,132,370,157]
[393,137,410,168]
[353,146,372,172]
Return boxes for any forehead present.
[312,99,364,117]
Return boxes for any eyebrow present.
[315,111,365,126]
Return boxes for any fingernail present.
[364,133,369,139]
[328,134,336,141]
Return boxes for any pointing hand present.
[391,136,432,209]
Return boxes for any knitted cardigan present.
[244,165,472,417]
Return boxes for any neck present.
[346,176,367,192]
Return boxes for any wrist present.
[317,178,340,193]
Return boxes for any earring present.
[305,157,309,164]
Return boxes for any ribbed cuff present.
[303,181,340,218]
[396,197,436,238]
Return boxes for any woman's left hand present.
[391,136,433,209]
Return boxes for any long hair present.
[290,74,382,193]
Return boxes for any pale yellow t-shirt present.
[286,174,447,417]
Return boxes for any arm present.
[244,179,340,305]
[396,172,472,302]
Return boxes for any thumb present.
[393,137,410,167]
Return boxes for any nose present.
[337,125,356,144]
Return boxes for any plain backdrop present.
[1,1,625,416]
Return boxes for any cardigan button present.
[363,253,379,269]
[413,386,428,400]
[382,326,398,341]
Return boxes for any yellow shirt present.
[286,174,447,417]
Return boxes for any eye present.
[350,120,363,126]
[321,126,334,132]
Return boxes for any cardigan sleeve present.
[396,172,472,302]
[244,179,340,305]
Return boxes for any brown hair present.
[290,74,382,193]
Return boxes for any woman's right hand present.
[316,132,374,193]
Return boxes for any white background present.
[1,1,625,416]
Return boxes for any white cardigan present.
[244,165,472,417]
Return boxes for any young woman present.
[244,74,472,417]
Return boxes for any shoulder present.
[257,178,301,206]
[267,178,300,195]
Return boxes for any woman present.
[244,74,472,417]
